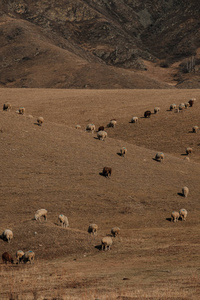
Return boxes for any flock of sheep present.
[1,97,196,264]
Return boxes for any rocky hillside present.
[0,0,200,88]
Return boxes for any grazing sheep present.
[75,125,81,129]
[154,107,160,114]
[2,252,14,264]
[102,167,112,178]
[88,224,98,235]
[111,227,120,237]
[86,124,95,132]
[58,214,69,228]
[108,119,117,128]
[131,117,138,123]
[3,103,12,111]
[98,126,104,132]
[37,117,44,126]
[101,236,113,251]
[120,147,127,157]
[179,103,185,111]
[19,107,25,115]
[16,250,25,264]
[171,211,179,223]
[182,187,189,198]
[188,98,195,107]
[179,209,187,221]
[144,110,151,118]
[170,104,176,111]
[186,147,192,155]
[192,126,198,133]
[34,209,47,221]
[155,152,164,162]
[185,103,189,109]
[1,229,13,243]
[97,130,107,141]
[22,251,35,264]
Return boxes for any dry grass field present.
[0,89,200,299]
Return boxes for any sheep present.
[3,103,12,111]
[22,251,35,264]
[108,119,117,128]
[2,252,14,264]
[88,224,98,235]
[98,126,104,132]
[101,236,113,251]
[1,229,13,243]
[19,107,25,115]
[170,104,176,111]
[97,130,107,141]
[58,214,69,228]
[171,211,179,223]
[182,186,189,198]
[179,103,185,111]
[86,124,95,132]
[75,125,81,129]
[186,147,192,155]
[120,147,127,157]
[34,209,47,221]
[185,103,189,109]
[188,98,195,107]
[155,152,164,162]
[179,208,187,221]
[154,107,160,114]
[192,126,198,133]
[102,167,112,178]
[144,110,151,118]
[131,117,138,123]
[16,250,25,264]
[111,227,120,237]
[37,117,44,126]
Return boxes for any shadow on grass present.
[177,192,184,197]
[95,245,102,251]
[166,218,172,222]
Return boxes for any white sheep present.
[154,107,160,114]
[37,117,44,126]
[3,103,12,111]
[185,103,189,109]
[16,250,25,264]
[155,152,164,162]
[1,229,13,243]
[111,227,120,237]
[179,208,187,221]
[192,126,198,133]
[120,147,127,157]
[170,104,176,111]
[101,236,113,251]
[171,211,179,223]
[34,209,47,221]
[108,119,117,128]
[182,187,189,198]
[97,130,107,141]
[179,103,185,111]
[186,147,192,155]
[58,214,69,228]
[88,224,98,235]
[19,107,25,115]
[131,117,138,123]
[86,124,95,132]
[75,125,81,129]
[22,251,35,264]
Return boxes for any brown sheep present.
[144,110,151,118]
[188,99,195,107]
[98,126,104,132]
[102,167,112,178]
[2,252,14,264]
[3,103,12,111]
